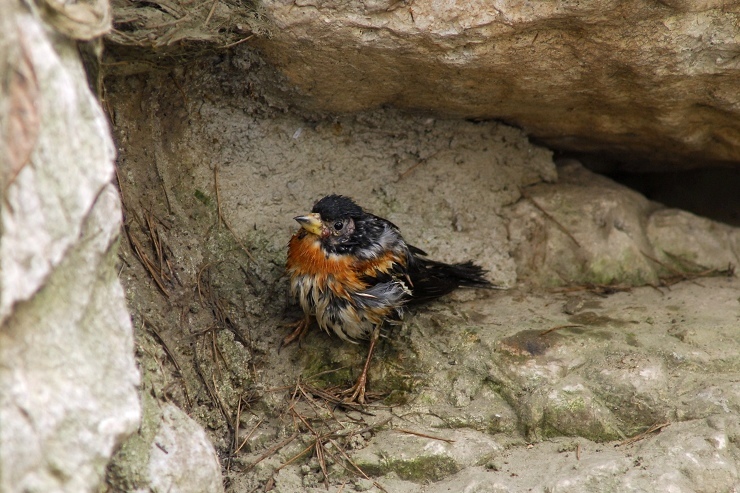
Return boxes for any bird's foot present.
[279,315,312,351]
[340,325,381,405]
[341,371,369,405]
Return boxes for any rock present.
[272,465,307,493]
[647,208,740,270]
[397,273,740,447]
[107,398,224,493]
[507,160,740,286]
[254,0,740,169]
[99,43,740,493]
[105,0,740,167]
[352,429,502,482]
[1,14,118,324]
[0,5,140,493]
[352,478,375,491]
[423,418,740,492]
[149,404,224,493]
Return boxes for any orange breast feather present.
[288,234,407,296]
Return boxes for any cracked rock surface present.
[0,4,140,492]
[254,0,740,169]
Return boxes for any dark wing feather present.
[406,247,495,304]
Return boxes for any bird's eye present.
[334,221,344,231]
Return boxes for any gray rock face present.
[105,393,226,493]
[508,161,740,286]
[256,0,740,169]
[148,404,224,493]
[0,6,139,493]
[105,400,225,493]
[421,416,739,493]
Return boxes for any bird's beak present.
[294,213,324,236]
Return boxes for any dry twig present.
[644,251,735,287]
[540,324,585,336]
[245,432,300,471]
[197,263,250,347]
[298,381,372,415]
[264,377,393,489]
[203,0,218,25]
[125,224,170,297]
[551,283,634,296]
[397,151,440,181]
[522,190,582,248]
[143,317,192,408]
[222,34,254,49]
[395,428,455,443]
[617,422,670,447]
[192,338,232,431]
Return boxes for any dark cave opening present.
[606,167,740,227]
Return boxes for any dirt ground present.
[105,47,740,492]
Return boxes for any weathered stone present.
[149,404,224,493]
[254,0,740,169]
[507,160,740,286]
[422,417,740,493]
[516,284,736,435]
[647,208,740,269]
[106,396,225,493]
[0,4,140,492]
[352,429,502,483]
[0,12,119,324]
[101,51,740,493]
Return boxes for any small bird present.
[285,195,494,403]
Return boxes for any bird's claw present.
[341,373,369,405]
[279,316,312,352]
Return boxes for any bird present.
[284,194,495,403]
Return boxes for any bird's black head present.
[311,195,366,222]
[294,195,394,257]
[292,195,365,246]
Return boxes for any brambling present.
[285,195,494,403]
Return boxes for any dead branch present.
[540,324,585,336]
[245,432,300,472]
[143,317,192,408]
[616,422,670,447]
[125,224,170,297]
[395,428,455,443]
[522,190,582,248]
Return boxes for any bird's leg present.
[280,314,313,351]
[342,325,381,404]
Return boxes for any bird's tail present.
[407,256,502,305]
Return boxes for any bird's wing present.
[406,250,493,304]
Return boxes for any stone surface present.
[241,275,740,493]
[352,429,502,481]
[508,160,740,286]
[149,404,225,493]
[0,13,117,324]
[424,418,740,493]
[252,0,740,170]
[106,0,740,169]
[0,4,140,492]
[106,396,225,493]
[647,207,740,269]
[340,277,740,492]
